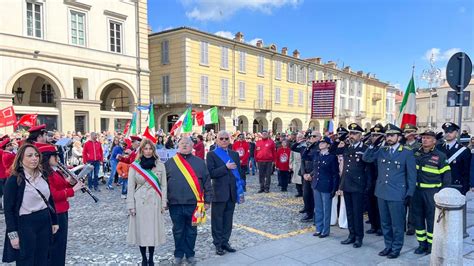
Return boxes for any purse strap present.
[24,177,56,214]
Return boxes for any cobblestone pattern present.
[0,172,308,265]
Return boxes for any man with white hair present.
[206,131,245,256]
[165,137,212,265]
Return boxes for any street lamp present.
[14,78,25,104]
[421,53,441,129]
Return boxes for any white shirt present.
[446,140,456,150]
[19,171,50,216]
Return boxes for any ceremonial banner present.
[311,81,336,119]
[0,106,16,128]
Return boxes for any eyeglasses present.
[310,135,318,138]
[219,137,229,141]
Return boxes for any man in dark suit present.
[335,123,370,248]
[206,130,245,256]
[363,124,417,259]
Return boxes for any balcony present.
[153,94,186,105]
[254,100,272,111]
[339,110,350,118]
[372,93,382,101]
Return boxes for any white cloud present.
[247,38,263,46]
[182,0,302,21]
[423,47,461,62]
[214,31,235,39]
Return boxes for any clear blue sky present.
[148,0,473,90]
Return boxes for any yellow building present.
[149,27,389,133]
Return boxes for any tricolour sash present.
[130,160,162,198]
[214,147,245,204]
[172,154,206,226]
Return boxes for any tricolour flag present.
[397,76,416,129]
[148,102,155,136]
[195,107,218,126]
[170,108,192,135]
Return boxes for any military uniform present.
[363,124,416,258]
[337,123,370,247]
[402,123,420,235]
[412,130,451,254]
[300,138,319,222]
[365,124,384,236]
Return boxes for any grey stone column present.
[430,188,465,266]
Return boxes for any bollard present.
[430,188,465,266]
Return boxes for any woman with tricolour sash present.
[126,138,167,266]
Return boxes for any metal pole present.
[457,53,468,239]
[429,84,432,128]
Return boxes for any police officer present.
[300,131,320,222]
[365,123,384,236]
[363,123,416,259]
[437,122,472,238]
[412,129,451,255]
[402,123,420,236]
[336,123,370,248]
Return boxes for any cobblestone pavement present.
[0,172,311,265]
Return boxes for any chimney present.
[357,70,364,76]
[256,40,263,48]
[281,47,288,55]
[270,44,277,51]
[343,66,351,72]
[325,61,336,68]
[234,32,244,42]
[314,57,321,64]
[293,49,300,58]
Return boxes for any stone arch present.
[253,117,268,133]
[289,118,303,132]
[98,80,137,112]
[272,117,283,133]
[160,112,179,133]
[7,68,66,100]
[204,115,226,132]
[309,120,320,132]
[237,115,249,132]
[96,79,138,104]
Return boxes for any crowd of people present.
[0,121,473,265]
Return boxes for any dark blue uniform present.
[311,152,339,235]
[363,144,416,255]
[300,141,318,220]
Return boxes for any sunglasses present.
[219,137,229,141]
[310,135,318,138]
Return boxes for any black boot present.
[414,242,427,255]
[141,258,148,266]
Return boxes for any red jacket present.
[0,150,5,179]
[255,138,276,162]
[2,150,15,178]
[82,140,104,163]
[275,147,291,171]
[232,140,250,165]
[120,150,138,164]
[193,141,205,159]
[49,170,74,214]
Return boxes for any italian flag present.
[397,76,416,129]
[170,108,193,135]
[195,107,218,126]
[143,102,157,143]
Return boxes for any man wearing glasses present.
[336,123,370,248]
[255,130,276,193]
[206,131,245,256]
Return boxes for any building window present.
[348,98,354,110]
[275,61,281,80]
[298,90,304,106]
[349,81,355,96]
[200,41,209,65]
[258,55,264,76]
[161,40,169,64]
[109,21,122,53]
[221,79,229,105]
[221,46,228,69]
[288,64,296,82]
[26,2,43,38]
[340,79,347,94]
[357,82,362,97]
[309,69,315,83]
[238,81,245,100]
[257,84,264,104]
[40,84,54,104]
[288,89,294,105]
[239,51,246,73]
[297,66,306,84]
[340,96,346,110]
[356,99,361,115]
[200,76,208,104]
[275,87,281,104]
[162,75,169,102]
[70,11,86,46]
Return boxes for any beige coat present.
[290,151,302,185]
[126,159,167,246]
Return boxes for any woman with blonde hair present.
[70,141,83,166]
[127,138,167,266]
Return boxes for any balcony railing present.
[372,93,382,101]
[254,100,272,111]
[153,94,187,105]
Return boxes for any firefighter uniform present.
[337,123,370,248]
[402,123,420,235]
[412,130,451,254]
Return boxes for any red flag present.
[0,106,17,128]
[143,126,157,144]
[195,111,204,126]
[15,114,38,128]
[123,120,131,135]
